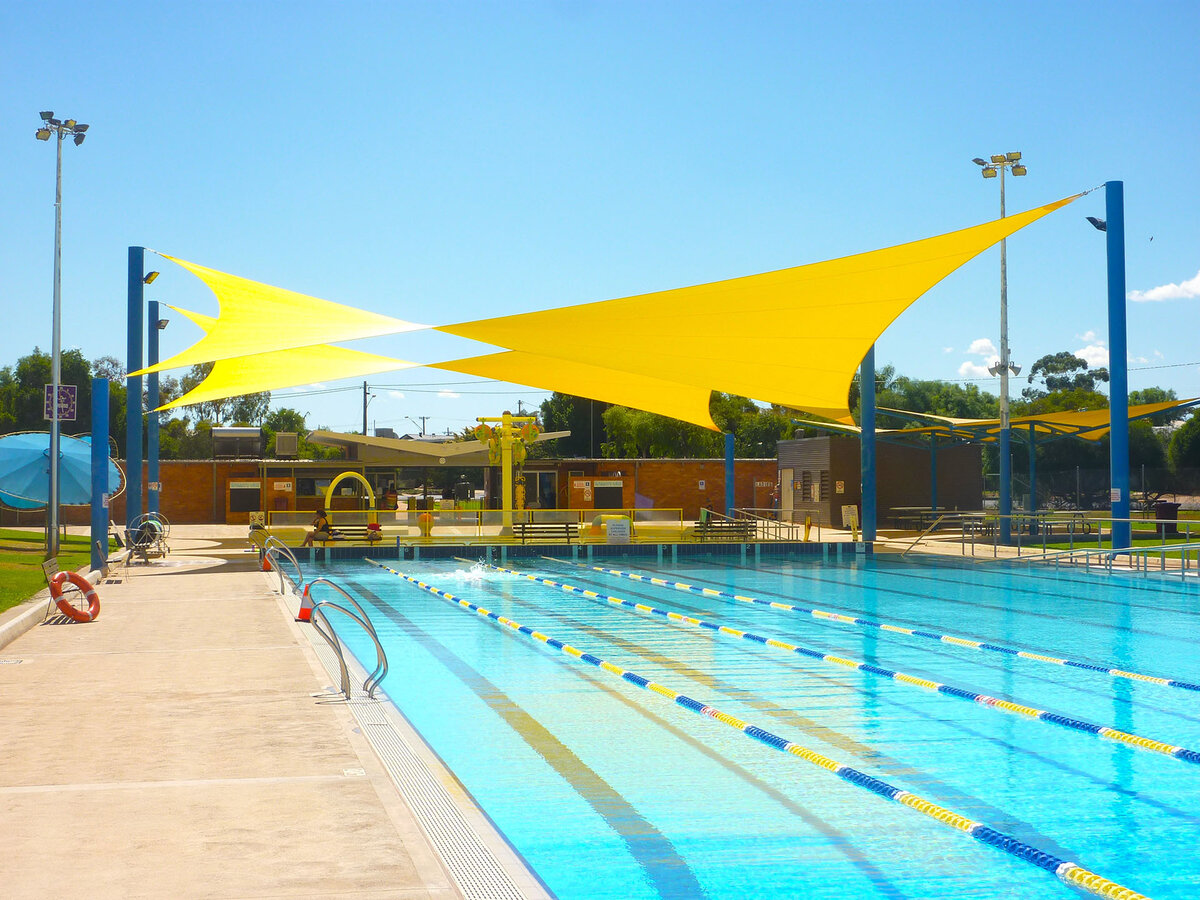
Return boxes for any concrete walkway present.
[0,541,465,899]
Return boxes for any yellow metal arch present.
[324,471,378,524]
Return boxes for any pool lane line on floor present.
[553,558,1200,695]
[475,572,1200,838]
[366,559,1149,900]
[347,579,911,900]
[490,562,1200,766]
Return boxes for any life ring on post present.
[50,571,101,622]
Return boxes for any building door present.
[780,468,794,520]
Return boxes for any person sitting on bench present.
[302,509,335,547]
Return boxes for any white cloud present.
[437,390,461,399]
[1075,343,1109,367]
[942,346,954,354]
[1076,329,1099,343]
[1128,268,1200,302]
[958,361,992,378]
[1154,349,1165,359]
[1129,355,1149,365]
[388,390,405,400]
[966,338,997,357]
[291,382,326,392]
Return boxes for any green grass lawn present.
[0,529,103,615]
[1041,530,1199,555]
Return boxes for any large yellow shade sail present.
[154,307,416,412]
[131,253,425,376]
[438,196,1079,423]
[431,352,719,429]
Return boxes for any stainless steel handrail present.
[264,536,304,594]
[900,512,969,556]
[307,578,388,698]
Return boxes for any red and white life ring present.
[49,571,100,622]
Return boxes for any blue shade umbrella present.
[0,432,124,507]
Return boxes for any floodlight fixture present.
[75,124,88,133]
[982,167,997,178]
[157,318,170,330]
[143,271,160,284]
[1005,151,1021,161]
[972,157,987,166]
[990,154,1006,163]
[1086,216,1107,232]
[1012,165,1027,176]
[36,128,51,141]
[73,133,85,146]
[64,119,76,128]
[40,110,54,121]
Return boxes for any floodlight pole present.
[998,164,1012,544]
[47,123,64,557]
[974,152,1027,543]
[126,247,145,530]
[1106,181,1131,549]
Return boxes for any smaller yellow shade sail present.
[431,352,719,429]
[155,307,416,412]
[132,253,425,376]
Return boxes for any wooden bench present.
[694,519,757,541]
[512,522,579,543]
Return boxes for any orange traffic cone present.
[296,582,314,622]
[261,552,273,572]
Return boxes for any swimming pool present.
[315,552,1200,899]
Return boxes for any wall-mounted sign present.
[273,481,293,491]
[810,484,820,501]
[229,481,260,490]
[698,480,706,490]
[835,481,845,494]
[573,480,591,489]
[595,480,623,488]
[755,480,773,488]
[1110,488,1122,502]
[841,505,859,528]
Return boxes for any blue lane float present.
[556,558,1200,694]
[480,560,1200,766]
[365,558,1149,900]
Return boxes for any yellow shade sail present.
[132,253,425,376]
[432,352,719,429]
[438,195,1079,423]
[154,307,416,412]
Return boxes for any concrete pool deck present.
[0,528,542,900]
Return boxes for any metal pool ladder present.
[307,578,389,700]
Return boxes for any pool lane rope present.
[365,558,1149,900]
[480,562,1200,766]
[552,559,1200,695]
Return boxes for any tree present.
[538,392,610,457]
[1023,352,1108,398]
[1169,412,1200,473]
[178,363,270,424]
[1128,387,1183,427]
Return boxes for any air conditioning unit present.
[275,432,299,457]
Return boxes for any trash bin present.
[1154,501,1181,538]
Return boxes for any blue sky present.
[3,1,1198,436]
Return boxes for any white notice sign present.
[606,517,631,544]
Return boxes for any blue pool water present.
[316,553,1200,899]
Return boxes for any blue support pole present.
[1028,424,1037,513]
[126,247,144,530]
[147,300,160,515]
[90,376,109,572]
[1106,181,1131,548]
[724,432,735,515]
[929,434,938,512]
[860,346,876,541]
